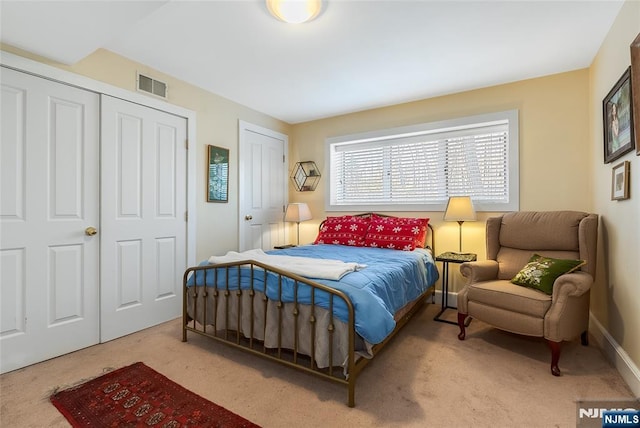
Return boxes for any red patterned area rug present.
[50,362,260,427]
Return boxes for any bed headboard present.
[318,213,435,253]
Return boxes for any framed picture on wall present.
[603,66,635,163]
[207,145,229,203]
[631,32,640,155]
[611,161,630,201]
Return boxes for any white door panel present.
[239,121,288,252]
[100,96,187,342]
[0,67,100,373]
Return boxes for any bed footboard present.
[183,260,363,406]
[182,259,431,407]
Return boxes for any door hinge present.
[185,139,189,150]
[185,211,188,221]
[283,154,285,163]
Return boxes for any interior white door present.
[238,121,288,251]
[100,96,187,342]
[0,67,100,373]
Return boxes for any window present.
[326,110,519,212]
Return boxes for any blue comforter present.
[187,244,439,344]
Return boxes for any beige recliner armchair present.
[456,211,598,376]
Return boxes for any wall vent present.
[137,72,168,99]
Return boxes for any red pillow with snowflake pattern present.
[314,215,371,246]
[398,216,430,248]
[363,215,430,251]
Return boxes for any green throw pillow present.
[511,254,585,295]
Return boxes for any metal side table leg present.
[434,260,457,325]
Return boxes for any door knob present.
[244,215,253,221]
[85,227,98,236]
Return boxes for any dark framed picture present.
[207,145,229,202]
[603,67,635,163]
[611,161,630,201]
[631,32,640,155]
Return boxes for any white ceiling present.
[0,0,624,124]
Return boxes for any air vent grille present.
[137,73,168,99]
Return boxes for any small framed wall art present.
[603,66,635,163]
[611,160,630,201]
[207,145,229,203]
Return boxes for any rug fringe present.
[45,366,119,400]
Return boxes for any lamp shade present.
[443,196,477,222]
[284,203,312,223]
[266,0,322,24]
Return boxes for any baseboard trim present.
[432,290,457,309]
[589,312,640,398]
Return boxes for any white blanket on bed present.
[207,249,366,281]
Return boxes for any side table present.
[434,252,477,324]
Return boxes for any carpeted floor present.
[0,303,635,427]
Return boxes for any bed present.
[182,213,439,407]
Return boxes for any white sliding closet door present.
[0,67,100,373]
[100,96,187,341]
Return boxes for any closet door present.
[100,96,187,341]
[0,67,100,373]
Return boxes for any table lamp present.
[284,203,312,245]
[443,196,477,253]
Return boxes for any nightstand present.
[434,252,477,324]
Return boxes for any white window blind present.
[326,110,519,212]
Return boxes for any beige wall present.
[0,46,593,269]
[0,45,292,261]
[588,0,640,374]
[289,69,591,293]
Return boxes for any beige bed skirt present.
[186,286,373,370]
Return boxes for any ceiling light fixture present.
[266,0,322,24]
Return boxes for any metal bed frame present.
[182,217,435,407]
